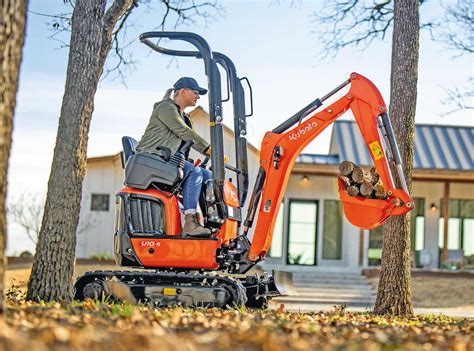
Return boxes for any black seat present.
[121,136,138,168]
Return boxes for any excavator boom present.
[245,72,414,261]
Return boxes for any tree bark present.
[27,0,133,302]
[374,0,419,316]
[0,0,28,312]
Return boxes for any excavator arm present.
[244,72,414,262]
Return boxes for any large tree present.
[0,0,28,312]
[313,0,419,316]
[374,0,419,316]
[27,0,220,302]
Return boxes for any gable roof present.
[315,121,473,172]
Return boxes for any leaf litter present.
[1,285,472,351]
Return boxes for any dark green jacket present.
[136,98,210,155]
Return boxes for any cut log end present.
[339,160,355,176]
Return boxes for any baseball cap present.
[173,77,208,95]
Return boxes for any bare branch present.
[440,77,474,116]
[7,193,44,245]
[433,0,473,56]
[311,0,432,58]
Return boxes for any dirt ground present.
[368,277,474,308]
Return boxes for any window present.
[438,199,474,257]
[411,198,425,251]
[91,194,110,211]
[368,198,425,266]
[287,200,318,265]
[269,201,284,258]
[322,200,342,259]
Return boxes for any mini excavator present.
[74,32,414,308]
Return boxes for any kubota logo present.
[140,241,161,247]
[288,121,318,141]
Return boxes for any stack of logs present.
[338,160,387,199]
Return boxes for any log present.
[360,181,375,197]
[339,160,356,176]
[347,186,359,197]
[338,175,352,187]
[374,179,387,199]
[352,167,378,184]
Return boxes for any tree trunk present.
[0,0,28,312]
[26,0,132,302]
[374,0,419,316]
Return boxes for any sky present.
[6,0,473,255]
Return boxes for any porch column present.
[441,182,450,266]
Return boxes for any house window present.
[322,200,342,260]
[369,198,425,266]
[438,199,474,257]
[411,198,425,251]
[286,200,318,265]
[91,194,110,211]
[269,201,284,258]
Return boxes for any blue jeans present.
[182,160,212,211]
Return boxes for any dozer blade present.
[272,270,298,296]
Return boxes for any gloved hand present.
[205,146,229,164]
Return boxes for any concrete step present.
[293,278,370,285]
[295,287,375,295]
[292,273,367,280]
[294,283,374,290]
[296,289,376,298]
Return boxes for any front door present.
[286,200,318,266]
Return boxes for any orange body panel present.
[131,238,220,269]
[120,186,182,236]
[219,219,238,245]
[248,72,414,261]
[223,180,239,207]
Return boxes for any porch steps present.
[272,271,376,308]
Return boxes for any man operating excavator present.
[136,77,215,237]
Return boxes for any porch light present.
[430,202,438,211]
[301,175,309,182]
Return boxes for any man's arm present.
[157,103,210,154]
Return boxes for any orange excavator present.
[74,32,414,308]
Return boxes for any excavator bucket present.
[338,177,393,229]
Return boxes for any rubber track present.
[74,270,248,307]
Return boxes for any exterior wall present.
[76,157,123,258]
[411,181,474,268]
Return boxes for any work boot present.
[183,214,211,237]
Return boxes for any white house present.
[78,107,474,272]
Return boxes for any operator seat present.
[121,136,138,168]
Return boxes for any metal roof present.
[298,121,473,171]
[296,154,339,165]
